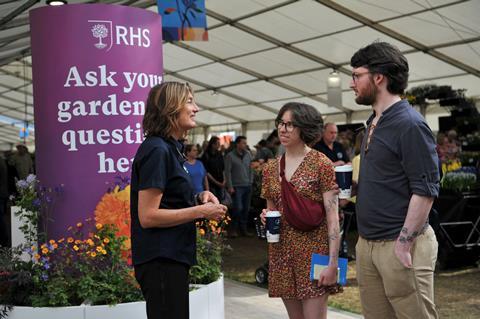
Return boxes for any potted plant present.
[1,175,227,319]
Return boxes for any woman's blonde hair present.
[142,82,193,138]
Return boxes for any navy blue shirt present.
[313,140,350,163]
[130,136,197,266]
[356,100,440,240]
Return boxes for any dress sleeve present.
[260,160,275,200]
[137,147,169,191]
[318,154,337,194]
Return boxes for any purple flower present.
[41,273,48,281]
[26,174,36,184]
[32,198,41,207]
[40,256,48,264]
[16,180,28,190]
[43,262,50,270]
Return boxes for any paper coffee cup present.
[335,165,353,199]
[265,211,281,243]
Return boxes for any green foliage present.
[441,172,477,193]
[190,219,230,285]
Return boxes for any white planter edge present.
[4,275,224,319]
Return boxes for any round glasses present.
[275,119,296,132]
[351,71,371,83]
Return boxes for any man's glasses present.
[351,71,371,83]
[275,119,296,132]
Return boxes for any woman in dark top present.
[130,82,227,319]
[201,136,226,201]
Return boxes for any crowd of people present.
[0,144,34,247]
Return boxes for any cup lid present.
[334,164,353,172]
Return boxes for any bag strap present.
[279,154,286,179]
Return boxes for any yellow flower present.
[209,220,218,227]
[49,239,55,245]
[96,223,103,230]
[199,229,205,236]
[103,238,110,244]
[31,245,36,251]
[90,252,97,258]
[58,238,65,243]
[96,246,102,252]
[74,239,81,244]
[73,245,79,251]
[101,249,107,255]
[34,253,40,260]
[86,239,94,246]
[77,222,83,228]
[40,243,46,249]
[67,237,74,243]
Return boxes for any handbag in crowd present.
[221,189,233,207]
[279,155,325,231]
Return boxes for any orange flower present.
[34,253,40,260]
[49,239,55,245]
[86,239,94,246]
[199,229,205,236]
[67,237,74,243]
[41,247,49,254]
[58,238,65,243]
[103,238,110,244]
[96,246,102,252]
[53,243,58,249]
[95,185,131,263]
[96,223,103,230]
[76,222,83,228]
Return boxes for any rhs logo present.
[88,20,113,51]
[88,19,151,51]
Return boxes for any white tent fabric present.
[0,0,479,148]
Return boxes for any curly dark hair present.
[276,102,323,144]
[142,82,193,138]
[350,41,409,95]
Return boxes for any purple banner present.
[30,4,163,239]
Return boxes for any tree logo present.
[88,20,113,51]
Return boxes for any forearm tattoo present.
[398,226,420,244]
[325,196,338,212]
[328,226,340,241]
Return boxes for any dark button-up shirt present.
[313,140,349,163]
[356,100,440,240]
[130,136,196,266]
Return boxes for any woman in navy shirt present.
[131,82,227,319]
[184,144,209,194]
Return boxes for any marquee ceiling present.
[0,0,479,147]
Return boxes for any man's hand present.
[394,239,413,268]
[197,191,219,205]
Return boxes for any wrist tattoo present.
[328,227,340,241]
[398,226,421,244]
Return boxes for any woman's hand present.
[317,264,338,287]
[260,209,267,225]
[201,202,227,221]
[197,191,219,204]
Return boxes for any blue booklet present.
[310,254,348,286]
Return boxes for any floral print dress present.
[261,150,342,299]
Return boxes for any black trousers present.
[134,257,190,319]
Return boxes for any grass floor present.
[222,235,480,318]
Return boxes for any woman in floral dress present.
[261,102,342,319]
